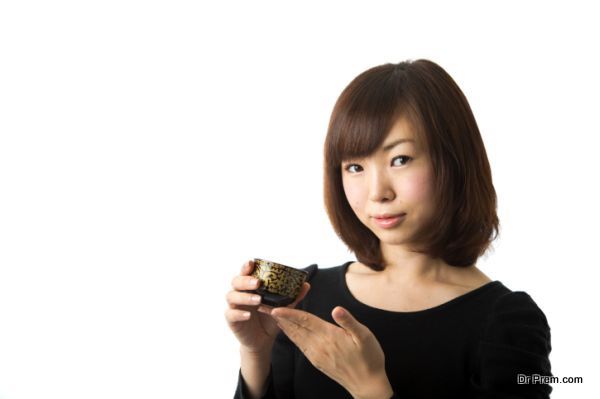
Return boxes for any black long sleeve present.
[233,261,552,398]
[234,265,317,399]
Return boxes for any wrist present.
[239,345,274,399]
[240,344,273,358]
[351,371,394,399]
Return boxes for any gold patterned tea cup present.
[249,258,309,307]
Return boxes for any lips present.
[373,212,406,219]
[372,213,406,229]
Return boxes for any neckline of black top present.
[339,260,503,317]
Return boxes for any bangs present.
[325,64,421,167]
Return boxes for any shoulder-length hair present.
[323,59,499,271]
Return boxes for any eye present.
[343,155,412,174]
[344,163,362,173]
[392,155,412,166]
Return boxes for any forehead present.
[377,116,420,152]
[385,116,416,141]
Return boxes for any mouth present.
[372,213,406,229]
[372,212,406,219]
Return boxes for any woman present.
[225,59,553,398]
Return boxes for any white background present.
[0,1,597,398]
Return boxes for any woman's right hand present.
[225,259,311,354]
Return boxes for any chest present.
[345,273,475,313]
[294,317,479,398]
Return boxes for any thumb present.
[332,306,369,341]
[290,282,311,308]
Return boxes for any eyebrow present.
[342,138,416,166]
[382,138,414,151]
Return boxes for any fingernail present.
[251,295,261,303]
[258,306,272,314]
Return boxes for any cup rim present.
[253,258,309,276]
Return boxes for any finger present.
[276,316,300,338]
[257,304,273,314]
[224,308,252,323]
[271,308,318,334]
[331,306,369,342]
[231,275,261,291]
[275,316,313,356]
[228,302,254,312]
[240,259,256,276]
[225,290,262,307]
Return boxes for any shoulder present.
[299,263,319,281]
[473,289,553,396]
[485,290,552,340]
[299,261,348,284]
[296,262,348,309]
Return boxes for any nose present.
[368,166,395,203]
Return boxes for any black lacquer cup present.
[249,258,309,307]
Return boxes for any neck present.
[378,243,448,285]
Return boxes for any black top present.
[234,261,553,399]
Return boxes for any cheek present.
[342,180,364,210]
[403,172,433,201]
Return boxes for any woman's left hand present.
[270,306,394,399]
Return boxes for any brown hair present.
[323,59,499,271]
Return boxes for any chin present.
[373,229,405,241]
[378,235,407,246]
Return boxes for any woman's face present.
[341,116,436,246]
